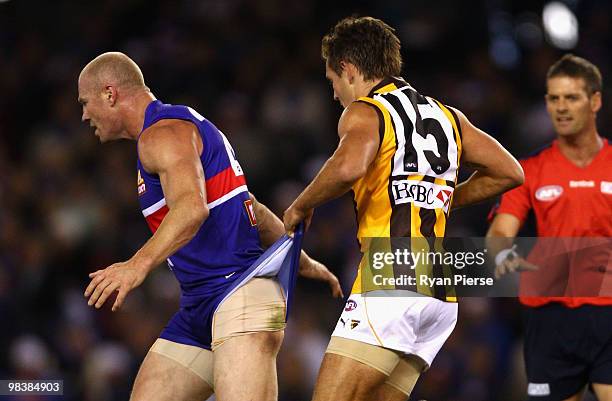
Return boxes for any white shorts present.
[331,291,458,368]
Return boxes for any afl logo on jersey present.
[137,170,146,196]
[344,299,357,312]
[535,185,563,202]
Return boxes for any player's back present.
[350,78,462,300]
[136,100,262,302]
[353,77,462,243]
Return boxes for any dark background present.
[1,1,610,400]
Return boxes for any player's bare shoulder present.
[445,106,469,133]
[337,101,380,141]
[138,119,203,173]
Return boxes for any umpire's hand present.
[494,255,539,279]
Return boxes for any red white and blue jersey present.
[137,100,263,305]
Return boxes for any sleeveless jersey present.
[137,100,262,305]
[351,78,462,300]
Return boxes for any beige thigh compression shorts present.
[327,336,426,396]
[149,277,286,386]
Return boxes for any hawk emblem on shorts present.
[350,319,361,329]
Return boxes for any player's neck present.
[359,78,384,99]
[557,128,603,167]
[124,90,157,140]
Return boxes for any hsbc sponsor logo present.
[601,181,612,195]
[391,180,454,212]
[535,185,563,202]
[437,189,453,206]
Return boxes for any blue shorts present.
[160,230,303,350]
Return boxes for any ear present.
[103,85,118,106]
[590,91,602,113]
[339,61,348,76]
[341,62,357,85]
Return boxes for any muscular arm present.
[85,120,208,310]
[283,101,380,231]
[451,108,524,209]
[133,120,209,270]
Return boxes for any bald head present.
[79,52,146,90]
[78,52,156,142]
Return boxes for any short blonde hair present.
[80,52,146,89]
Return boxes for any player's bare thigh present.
[592,383,612,401]
[213,330,284,401]
[211,278,287,401]
[315,337,426,401]
[130,340,214,401]
[558,383,612,401]
[375,355,425,401]
[312,352,389,401]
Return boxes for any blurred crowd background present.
[1,0,610,400]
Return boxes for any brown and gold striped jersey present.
[351,77,462,300]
